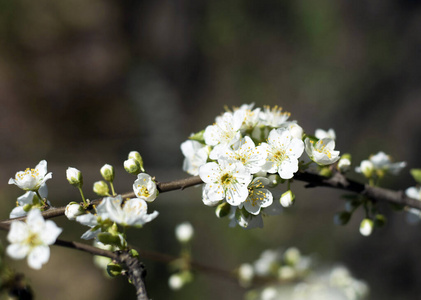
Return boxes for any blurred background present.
[0,0,421,299]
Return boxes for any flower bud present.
[284,247,301,266]
[238,263,254,287]
[66,167,83,187]
[100,164,114,182]
[338,154,351,172]
[358,160,374,178]
[65,202,85,220]
[175,222,194,243]
[280,190,295,207]
[215,202,231,218]
[128,151,145,172]
[359,218,374,236]
[93,181,110,196]
[124,158,141,175]
[168,271,193,290]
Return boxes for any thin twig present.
[1,171,419,225]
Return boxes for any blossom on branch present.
[8,160,52,192]
[304,138,340,166]
[7,209,62,269]
[133,173,158,202]
[199,160,252,206]
[104,196,158,227]
[261,128,304,179]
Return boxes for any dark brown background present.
[0,0,421,299]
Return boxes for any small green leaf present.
[410,169,421,184]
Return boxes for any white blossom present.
[241,177,273,215]
[133,173,158,202]
[175,222,194,243]
[103,196,158,227]
[7,209,62,269]
[8,160,52,191]
[199,160,252,206]
[305,138,340,166]
[204,110,245,147]
[180,140,210,175]
[261,128,304,179]
[216,136,267,174]
[258,105,291,127]
[280,122,304,139]
[369,151,406,175]
[355,151,406,177]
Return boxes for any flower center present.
[25,232,42,248]
[220,173,234,185]
[137,186,150,198]
[16,168,40,181]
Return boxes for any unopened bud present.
[359,218,374,236]
[93,181,110,196]
[66,167,83,187]
[175,222,194,243]
[100,164,114,182]
[124,158,140,175]
[338,154,351,172]
[128,151,145,172]
[280,190,295,207]
[65,202,85,220]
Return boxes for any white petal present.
[26,209,45,233]
[40,220,62,245]
[7,243,30,259]
[225,184,248,206]
[199,162,220,183]
[7,221,29,243]
[9,206,27,219]
[27,245,50,269]
[35,160,48,177]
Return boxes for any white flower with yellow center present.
[199,160,252,206]
[217,136,267,174]
[7,209,62,269]
[8,160,52,191]
[258,105,291,127]
[204,110,246,159]
[261,128,304,179]
[241,177,273,215]
[180,140,210,175]
[133,173,158,202]
[305,138,340,166]
[103,196,158,227]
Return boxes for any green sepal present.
[188,130,205,143]
[215,202,231,218]
[374,214,387,227]
[107,262,122,277]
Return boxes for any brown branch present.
[1,171,419,225]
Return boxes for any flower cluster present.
[64,158,159,249]
[240,248,369,300]
[181,104,341,228]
